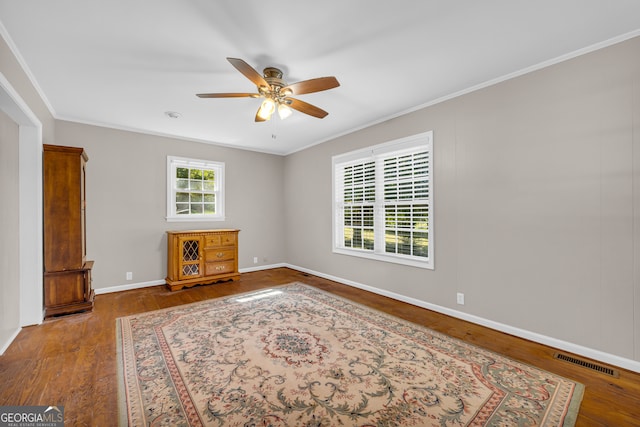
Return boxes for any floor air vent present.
[553,352,619,377]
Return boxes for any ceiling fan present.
[197,57,340,122]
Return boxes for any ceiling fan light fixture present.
[257,98,276,120]
[278,103,292,120]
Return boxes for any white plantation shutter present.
[381,150,430,258]
[340,160,376,250]
[333,131,433,269]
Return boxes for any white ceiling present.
[1,1,640,155]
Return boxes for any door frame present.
[0,71,44,328]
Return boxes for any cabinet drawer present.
[205,235,222,247]
[205,233,236,248]
[205,261,235,276]
[205,248,235,262]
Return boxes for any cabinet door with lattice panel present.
[177,235,203,280]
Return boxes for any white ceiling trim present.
[54,113,287,156]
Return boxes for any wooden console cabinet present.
[43,144,94,317]
[166,229,240,291]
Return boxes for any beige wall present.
[0,109,20,345]
[55,121,287,290]
[285,36,640,363]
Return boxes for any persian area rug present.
[117,283,583,426]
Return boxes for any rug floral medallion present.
[117,283,583,426]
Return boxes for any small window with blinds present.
[332,131,433,269]
[166,156,225,222]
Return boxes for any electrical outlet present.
[126,272,133,280]
[456,292,465,305]
[253,257,258,264]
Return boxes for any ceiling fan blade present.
[282,76,340,95]
[227,57,270,89]
[286,98,329,119]
[196,93,259,98]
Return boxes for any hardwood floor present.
[1,267,639,426]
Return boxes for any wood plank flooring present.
[1,267,639,426]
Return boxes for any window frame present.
[166,155,225,222]
[332,131,433,269]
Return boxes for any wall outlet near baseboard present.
[456,292,465,305]
[253,257,258,264]
[126,272,133,281]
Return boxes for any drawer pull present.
[215,265,225,271]
[216,252,225,258]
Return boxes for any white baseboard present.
[94,279,166,295]
[239,263,287,274]
[0,327,21,355]
[93,264,286,295]
[283,263,640,374]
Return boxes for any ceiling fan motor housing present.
[261,67,290,98]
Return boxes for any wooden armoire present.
[43,144,94,317]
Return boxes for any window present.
[332,131,433,269]
[167,156,225,221]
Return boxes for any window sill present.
[333,247,433,270]
[166,216,226,223]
